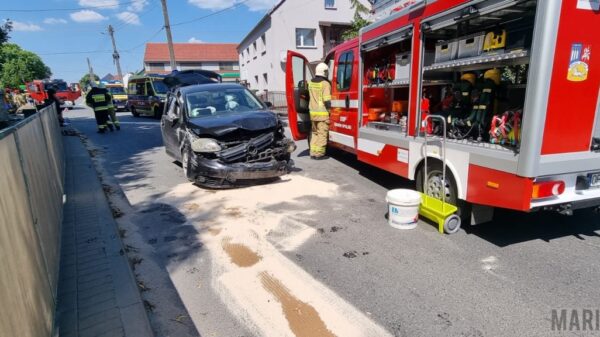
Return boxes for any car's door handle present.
[345,95,350,109]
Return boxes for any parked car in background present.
[105,83,128,111]
[160,70,296,188]
[126,74,168,118]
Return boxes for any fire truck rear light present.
[532,181,565,199]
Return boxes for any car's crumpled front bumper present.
[189,154,293,183]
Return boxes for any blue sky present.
[3,0,278,83]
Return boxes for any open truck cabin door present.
[285,51,313,141]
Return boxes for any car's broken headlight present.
[191,138,222,153]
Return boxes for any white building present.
[238,0,365,92]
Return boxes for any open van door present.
[285,51,313,141]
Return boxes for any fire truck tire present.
[416,160,471,226]
[131,106,140,117]
[444,215,461,234]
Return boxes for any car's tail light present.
[532,180,565,199]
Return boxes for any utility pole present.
[107,24,123,81]
[159,0,177,71]
[87,57,96,88]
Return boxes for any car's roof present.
[177,83,246,95]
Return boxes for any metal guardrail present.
[0,105,64,337]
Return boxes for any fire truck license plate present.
[589,173,600,187]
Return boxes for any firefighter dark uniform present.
[106,94,121,131]
[85,87,111,133]
[308,63,332,159]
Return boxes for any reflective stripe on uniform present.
[310,111,329,117]
[94,106,109,111]
[92,94,106,103]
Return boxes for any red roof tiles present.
[144,43,238,62]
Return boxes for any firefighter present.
[106,91,121,131]
[308,63,332,160]
[85,84,111,133]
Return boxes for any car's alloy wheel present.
[182,148,193,182]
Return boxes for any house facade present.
[238,0,365,92]
[143,43,240,82]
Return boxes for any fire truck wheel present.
[444,215,461,234]
[131,106,140,117]
[416,160,471,226]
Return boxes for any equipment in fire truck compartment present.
[418,0,536,149]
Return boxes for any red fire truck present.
[286,0,600,230]
[26,79,81,108]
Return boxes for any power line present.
[0,1,141,12]
[170,0,250,27]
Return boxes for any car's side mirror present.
[264,101,273,108]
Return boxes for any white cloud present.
[78,0,120,10]
[70,10,108,23]
[188,0,236,10]
[127,0,149,12]
[245,0,279,11]
[43,18,68,24]
[116,12,141,25]
[188,37,204,43]
[12,21,43,31]
[187,0,278,11]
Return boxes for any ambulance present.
[286,0,600,231]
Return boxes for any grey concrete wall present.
[0,106,64,337]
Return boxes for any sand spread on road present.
[160,175,392,337]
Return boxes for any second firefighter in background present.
[308,63,332,160]
[85,84,120,133]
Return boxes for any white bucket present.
[386,189,422,230]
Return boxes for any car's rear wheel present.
[131,106,139,117]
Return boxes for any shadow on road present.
[327,147,600,247]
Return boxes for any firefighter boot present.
[107,123,114,132]
[116,123,121,131]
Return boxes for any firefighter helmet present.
[460,73,476,86]
[316,63,329,77]
[484,68,501,85]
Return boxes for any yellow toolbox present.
[483,30,507,52]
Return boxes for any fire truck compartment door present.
[361,26,413,52]
[285,50,313,141]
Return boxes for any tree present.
[0,20,11,45]
[342,0,371,41]
[79,73,99,89]
[0,44,51,88]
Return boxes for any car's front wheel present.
[181,147,194,182]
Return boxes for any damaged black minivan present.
[160,70,296,188]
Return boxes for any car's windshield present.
[152,80,168,95]
[108,86,125,94]
[186,87,265,118]
[51,81,68,91]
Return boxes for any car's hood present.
[188,110,277,137]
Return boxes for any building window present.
[325,0,335,9]
[147,62,165,71]
[296,28,316,48]
[253,42,257,55]
[179,62,203,70]
[263,73,268,86]
[219,62,235,71]
[261,34,266,54]
[254,75,259,86]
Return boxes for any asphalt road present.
[66,103,600,337]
